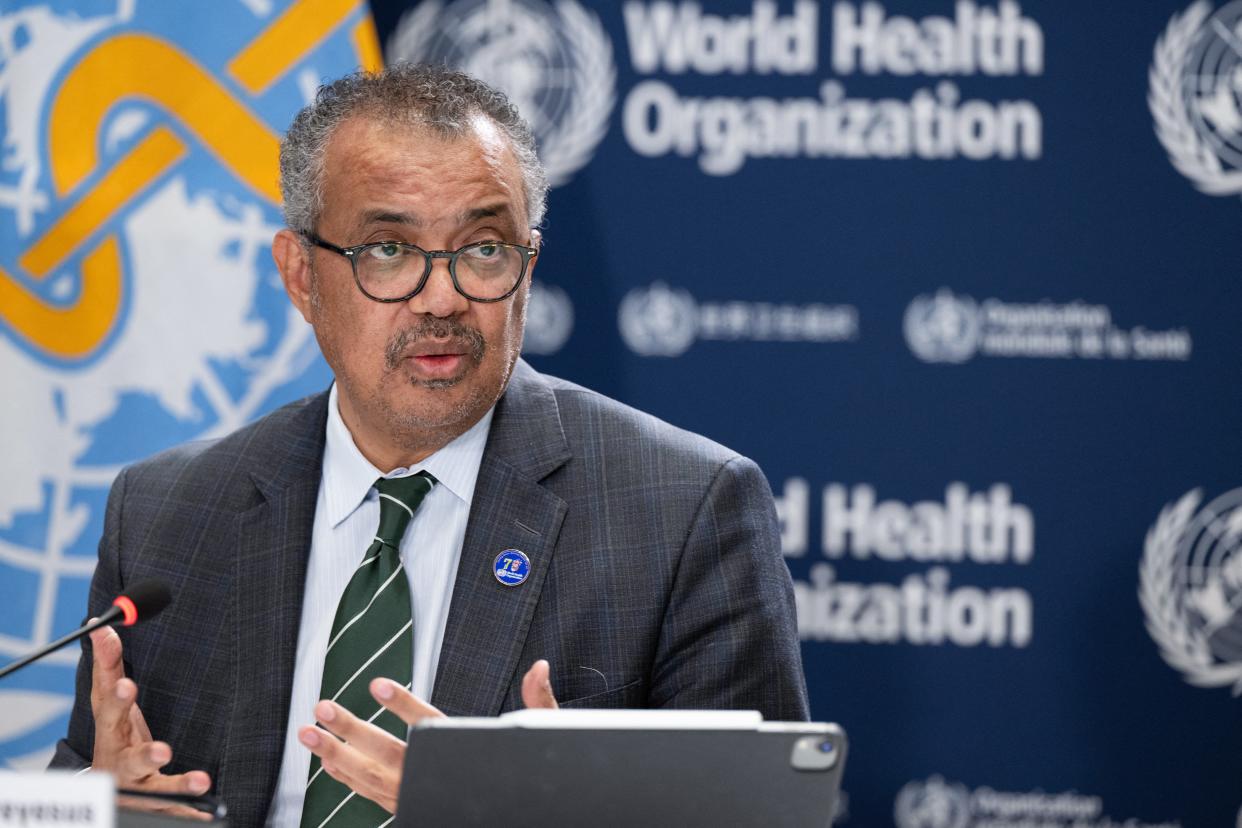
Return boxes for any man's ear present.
[526,228,542,280]
[273,229,314,324]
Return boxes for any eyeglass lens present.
[359,242,525,300]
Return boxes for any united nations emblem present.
[1139,488,1242,694]
[617,282,699,358]
[0,0,366,767]
[523,281,574,355]
[893,776,971,828]
[1150,0,1242,197]
[388,0,615,188]
[903,289,980,364]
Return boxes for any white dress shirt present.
[267,384,493,828]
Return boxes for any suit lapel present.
[432,362,570,716]
[218,393,328,826]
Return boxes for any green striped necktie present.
[300,471,436,828]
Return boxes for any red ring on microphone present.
[113,595,138,626]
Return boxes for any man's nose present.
[407,256,469,317]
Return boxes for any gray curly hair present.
[279,63,548,234]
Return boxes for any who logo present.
[618,282,699,357]
[893,776,971,828]
[903,289,981,364]
[1151,0,1242,198]
[1140,488,1242,694]
[0,0,373,767]
[388,0,615,188]
[523,282,574,355]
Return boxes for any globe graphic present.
[412,0,577,144]
[1181,490,1242,664]
[0,0,378,767]
[0,170,331,768]
[1188,1,1242,166]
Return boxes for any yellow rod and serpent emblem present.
[48,33,283,201]
[0,0,379,361]
[230,0,377,94]
[2,128,187,359]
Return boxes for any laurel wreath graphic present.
[1149,0,1242,195]
[617,283,698,357]
[386,1,441,66]
[386,0,614,189]
[541,0,615,187]
[1138,489,1242,695]
[893,777,970,828]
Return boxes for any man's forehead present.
[328,112,513,164]
[321,114,526,222]
[357,204,516,228]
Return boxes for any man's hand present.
[299,659,559,814]
[87,622,212,812]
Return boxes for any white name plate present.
[0,771,113,828]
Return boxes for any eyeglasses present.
[304,233,538,303]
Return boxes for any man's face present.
[275,114,536,463]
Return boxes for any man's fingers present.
[143,770,213,798]
[115,769,215,820]
[369,679,445,726]
[179,771,213,797]
[89,624,125,709]
[91,688,213,795]
[311,700,406,768]
[92,676,138,758]
[521,659,559,710]
[114,743,212,794]
[114,740,172,784]
[116,795,213,822]
[89,622,124,671]
[299,726,400,814]
[82,626,212,798]
[296,685,443,814]
[89,625,138,757]
[128,696,153,743]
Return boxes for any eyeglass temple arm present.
[303,233,349,256]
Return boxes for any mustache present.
[384,318,487,371]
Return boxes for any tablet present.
[395,710,847,827]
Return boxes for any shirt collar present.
[321,383,495,528]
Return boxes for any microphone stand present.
[0,609,122,680]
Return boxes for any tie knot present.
[374,471,436,548]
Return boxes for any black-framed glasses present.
[305,233,538,303]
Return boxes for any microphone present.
[0,579,172,680]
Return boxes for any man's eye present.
[470,243,500,259]
[367,243,403,260]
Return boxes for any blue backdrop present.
[1,1,1239,825]
[373,2,1242,826]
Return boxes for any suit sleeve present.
[648,456,810,721]
[48,466,128,770]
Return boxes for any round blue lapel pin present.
[494,549,531,587]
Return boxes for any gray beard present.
[383,316,487,381]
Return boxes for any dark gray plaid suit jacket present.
[50,360,808,827]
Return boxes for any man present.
[51,64,808,826]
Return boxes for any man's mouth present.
[385,321,487,380]
[408,351,465,379]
